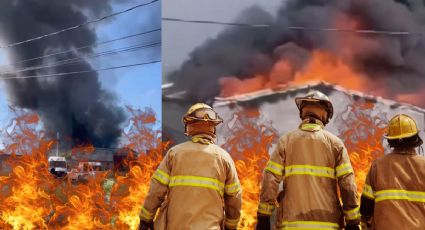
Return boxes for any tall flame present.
[110,107,169,230]
[0,103,390,229]
[221,108,278,229]
[0,110,56,229]
[337,100,387,194]
[0,107,166,229]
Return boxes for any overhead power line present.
[0,60,161,80]
[0,0,160,49]
[0,42,160,75]
[163,17,269,28]
[163,17,420,35]
[0,28,161,69]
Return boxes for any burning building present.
[163,81,425,145]
[163,80,425,228]
[161,0,425,228]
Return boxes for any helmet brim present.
[295,98,334,119]
[295,97,321,109]
[384,131,419,140]
[183,116,223,125]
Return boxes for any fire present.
[337,100,387,194]
[291,51,368,91]
[48,170,112,229]
[220,100,386,228]
[220,50,370,98]
[0,107,166,229]
[110,107,169,230]
[221,108,278,229]
[0,110,57,229]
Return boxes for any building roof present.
[212,81,425,114]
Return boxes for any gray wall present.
[163,85,425,154]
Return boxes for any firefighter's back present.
[164,141,231,230]
[278,128,343,227]
[371,152,425,229]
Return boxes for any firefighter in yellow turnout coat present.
[256,91,361,230]
[361,114,425,229]
[139,103,242,230]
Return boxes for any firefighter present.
[360,114,425,229]
[256,90,361,230]
[139,103,242,230]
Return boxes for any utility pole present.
[56,132,59,157]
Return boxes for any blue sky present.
[0,1,161,134]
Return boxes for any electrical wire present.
[0,42,160,75]
[0,28,161,69]
[162,17,421,35]
[0,60,161,80]
[0,0,160,49]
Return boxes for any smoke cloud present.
[168,0,425,106]
[0,0,127,147]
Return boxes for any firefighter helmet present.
[384,114,419,140]
[295,90,334,124]
[183,103,223,125]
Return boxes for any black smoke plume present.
[0,0,126,147]
[168,0,425,106]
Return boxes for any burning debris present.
[168,0,425,107]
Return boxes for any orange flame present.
[222,108,278,229]
[337,100,387,194]
[220,50,370,98]
[49,173,112,229]
[110,107,169,230]
[220,100,387,228]
[0,107,167,229]
[0,110,56,229]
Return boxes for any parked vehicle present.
[68,162,104,182]
[48,156,67,177]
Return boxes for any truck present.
[68,161,104,183]
[48,156,67,177]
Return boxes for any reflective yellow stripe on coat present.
[258,202,275,215]
[140,206,155,221]
[375,189,425,203]
[335,163,354,177]
[300,123,322,132]
[281,221,339,229]
[343,207,361,220]
[265,160,284,176]
[362,184,375,199]
[169,175,225,196]
[225,217,240,229]
[285,165,335,179]
[152,169,170,185]
[225,182,241,195]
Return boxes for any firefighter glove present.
[345,224,361,230]
[139,220,154,230]
[255,215,271,230]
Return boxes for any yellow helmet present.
[384,114,419,140]
[183,103,223,125]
